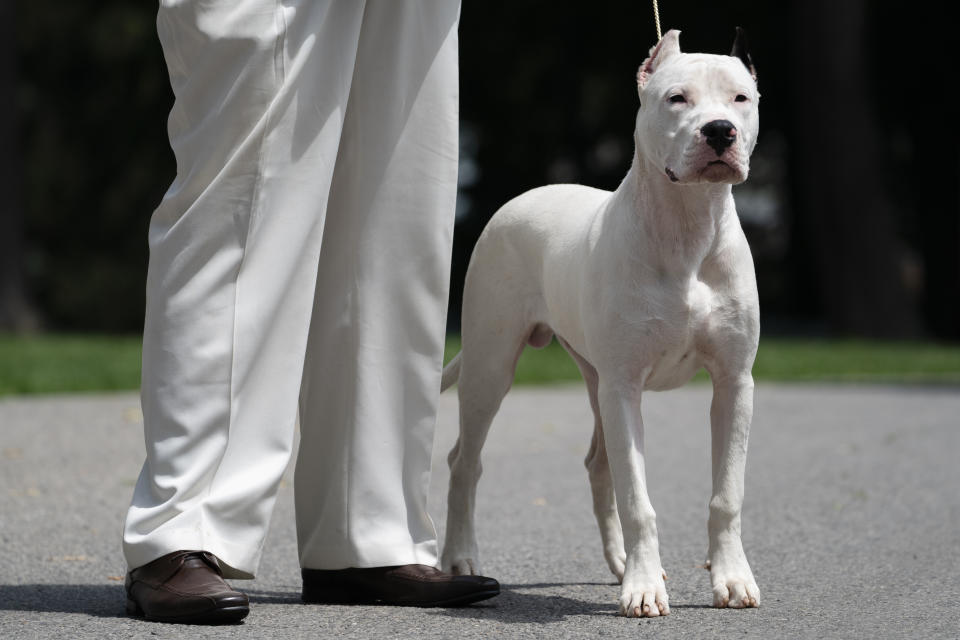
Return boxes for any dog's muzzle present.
[700,120,737,156]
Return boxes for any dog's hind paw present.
[605,551,626,583]
[444,557,481,576]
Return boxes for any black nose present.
[700,120,737,156]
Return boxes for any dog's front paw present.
[706,551,760,608]
[619,569,669,618]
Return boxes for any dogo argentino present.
[440,29,762,618]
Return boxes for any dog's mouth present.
[698,159,742,181]
[666,160,745,184]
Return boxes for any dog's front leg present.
[598,382,669,618]
[706,375,760,608]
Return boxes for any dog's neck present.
[608,148,736,275]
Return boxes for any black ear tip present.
[732,26,749,50]
[731,26,754,71]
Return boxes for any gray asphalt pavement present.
[2,383,959,639]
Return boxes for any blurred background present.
[1,1,958,392]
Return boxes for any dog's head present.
[635,28,759,185]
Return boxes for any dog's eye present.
[668,94,686,104]
[735,94,749,103]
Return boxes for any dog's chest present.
[636,276,716,391]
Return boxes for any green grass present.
[0,334,143,396]
[445,336,960,386]
[752,339,960,383]
[1,333,958,397]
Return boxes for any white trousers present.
[123,0,460,579]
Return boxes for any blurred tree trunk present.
[790,0,920,338]
[0,2,38,331]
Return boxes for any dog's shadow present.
[428,582,714,623]
[430,582,609,623]
[425,582,616,623]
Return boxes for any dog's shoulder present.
[492,184,609,226]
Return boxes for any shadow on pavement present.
[0,582,714,622]
[0,584,126,618]
[0,584,305,617]
[428,582,616,623]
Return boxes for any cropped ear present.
[731,26,758,83]
[637,29,681,90]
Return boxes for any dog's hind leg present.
[582,379,628,583]
[559,338,626,582]
[441,320,529,576]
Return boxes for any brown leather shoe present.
[301,564,500,607]
[125,550,249,624]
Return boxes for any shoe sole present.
[126,597,249,624]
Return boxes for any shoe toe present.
[211,592,250,608]
[454,574,500,590]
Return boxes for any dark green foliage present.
[17,2,174,331]
[11,1,959,338]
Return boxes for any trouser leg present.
[295,1,461,569]
[123,0,366,578]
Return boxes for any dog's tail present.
[440,352,461,392]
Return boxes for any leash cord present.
[652,0,662,40]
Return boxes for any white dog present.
[440,29,762,618]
